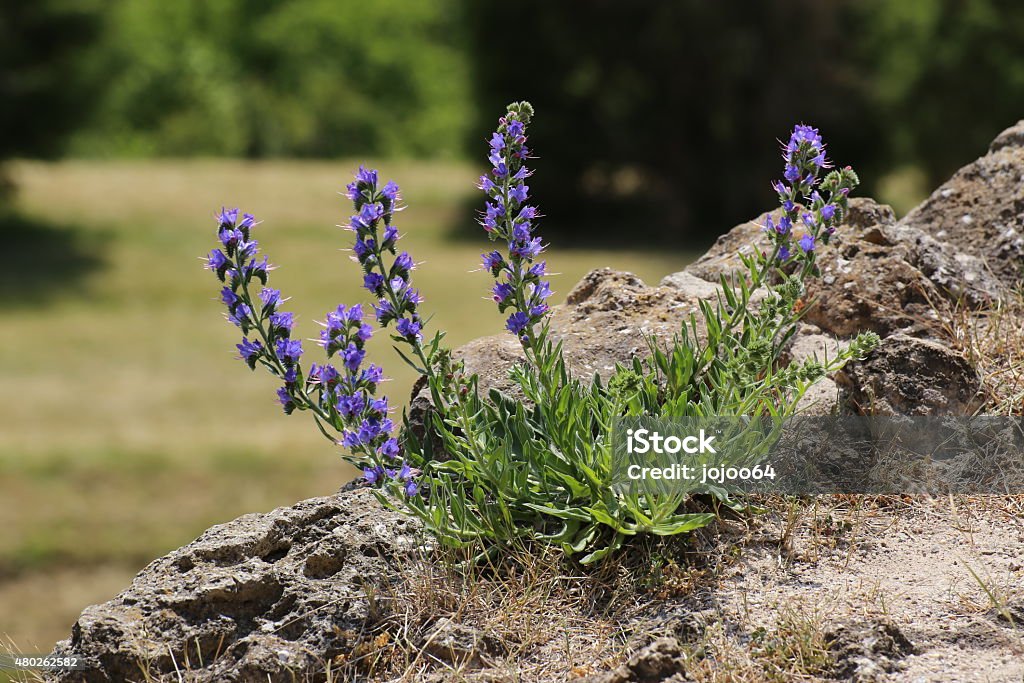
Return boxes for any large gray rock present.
[48,489,416,682]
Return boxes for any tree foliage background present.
[5,0,1024,243]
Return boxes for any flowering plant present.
[205,103,878,563]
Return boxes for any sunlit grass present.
[0,159,693,649]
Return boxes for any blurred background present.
[3,0,1024,654]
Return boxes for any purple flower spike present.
[343,167,427,362]
[765,124,857,262]
[478,103,552,345]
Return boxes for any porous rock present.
[826,617,915,682]
[47,489,416,682]
[900,119,1024,288]
[573,637,690,683]
[835,334,983,416]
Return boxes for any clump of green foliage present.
[206,105,878,563]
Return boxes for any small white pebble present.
[941,188,954,198]
[961,214,973,224]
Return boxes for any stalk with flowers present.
[478,102,552,350]
[203,103,878,563]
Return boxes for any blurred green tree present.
[71,0,472,158]
[0,1,99,195]
[859,0,1024,187]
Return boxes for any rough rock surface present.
[827,618,915,682]
[835,333,983,416]
[47,489,417,682]
[683,196,1005,337]
[899,119,1024,288]
[574,638,689,683]
[409,267,717,420]
[48,123,1024,681]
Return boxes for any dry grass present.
[932,286,1024,415]
[685,606,834,683]
[330,545,633,681]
